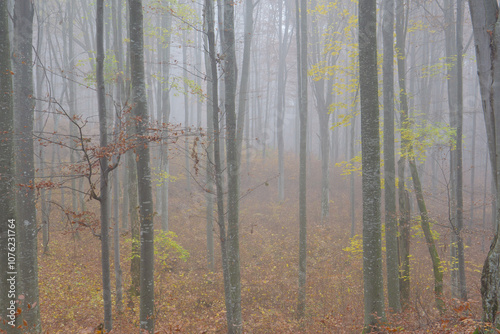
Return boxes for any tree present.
[296,0,308,319]
[224,0,243,329]
[0,0,17,331]
[13,0,41,331]
[129,0,155,331]
[359,0,385,330]
[395,0,411,309]
[204,0,234,329]
[96,0,113,330]
[382,0,400,313]
[468,0,500,326]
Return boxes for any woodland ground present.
[38,151,488,333]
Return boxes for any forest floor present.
[38,152,490,333]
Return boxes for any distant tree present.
[296,0,308,319]
[359,0,385,330]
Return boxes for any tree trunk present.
[408,159,444,311]
[129,0,155,331]
[13,0,41,331]
[296,0,308,319]
[382,0,400,313]
[455,0,467,301]
[0,1,17,331]
[396,0,410,310]
[159,4,172,232]
[182,30,191,193]
[223,0,242,328]
[96,0,113,330]
[203,9,215,272]
[359,0,385,330]
[467,0,500,325]
[205,0,233,328]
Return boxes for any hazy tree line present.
[1,0,500,332]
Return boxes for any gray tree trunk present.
[129,0,155,331]
[396,0,410,310]
[359,0,385,330]
[467,0,500,325]
[161,7,172,232]
[0,1,17,331]
[296,0,308,319]
[223,0,242,328]
[111,0,124,313]
[203,9,215,272]
[205,0,233,328]
[96,0,113,330]
[382,0,400,313]
[455,0,467,301]
[183,30,191,193]
[13,0,41,331]
[276,0,290,202]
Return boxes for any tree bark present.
[408,159,444,311]
[13,0,41,331]
[205,0,233,328]
[396,0,410,310]
[96,0,113,330]
[382,0,400,313]
[0,1,17,331]
[467,0,500,325]
[129,0,155,331]
[296,0,308,319]
[359,0,385,330]
[223,0,242,329]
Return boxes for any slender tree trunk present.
[223,0,242,328]
[205,0,233,328]
[111,0,124,313]
[296,0,308,319]
[96,0,113,330]
[203,10,215,272]
[396,0,410,310]
[129,0,155,331]
[159,4,172,232]
[455,0,467,301]
[13,0,40,331]
[359,0,385,330]
[183,30,191,193]
[276,0,290,202]
[382,0,400,313]
[408,159,444,311]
